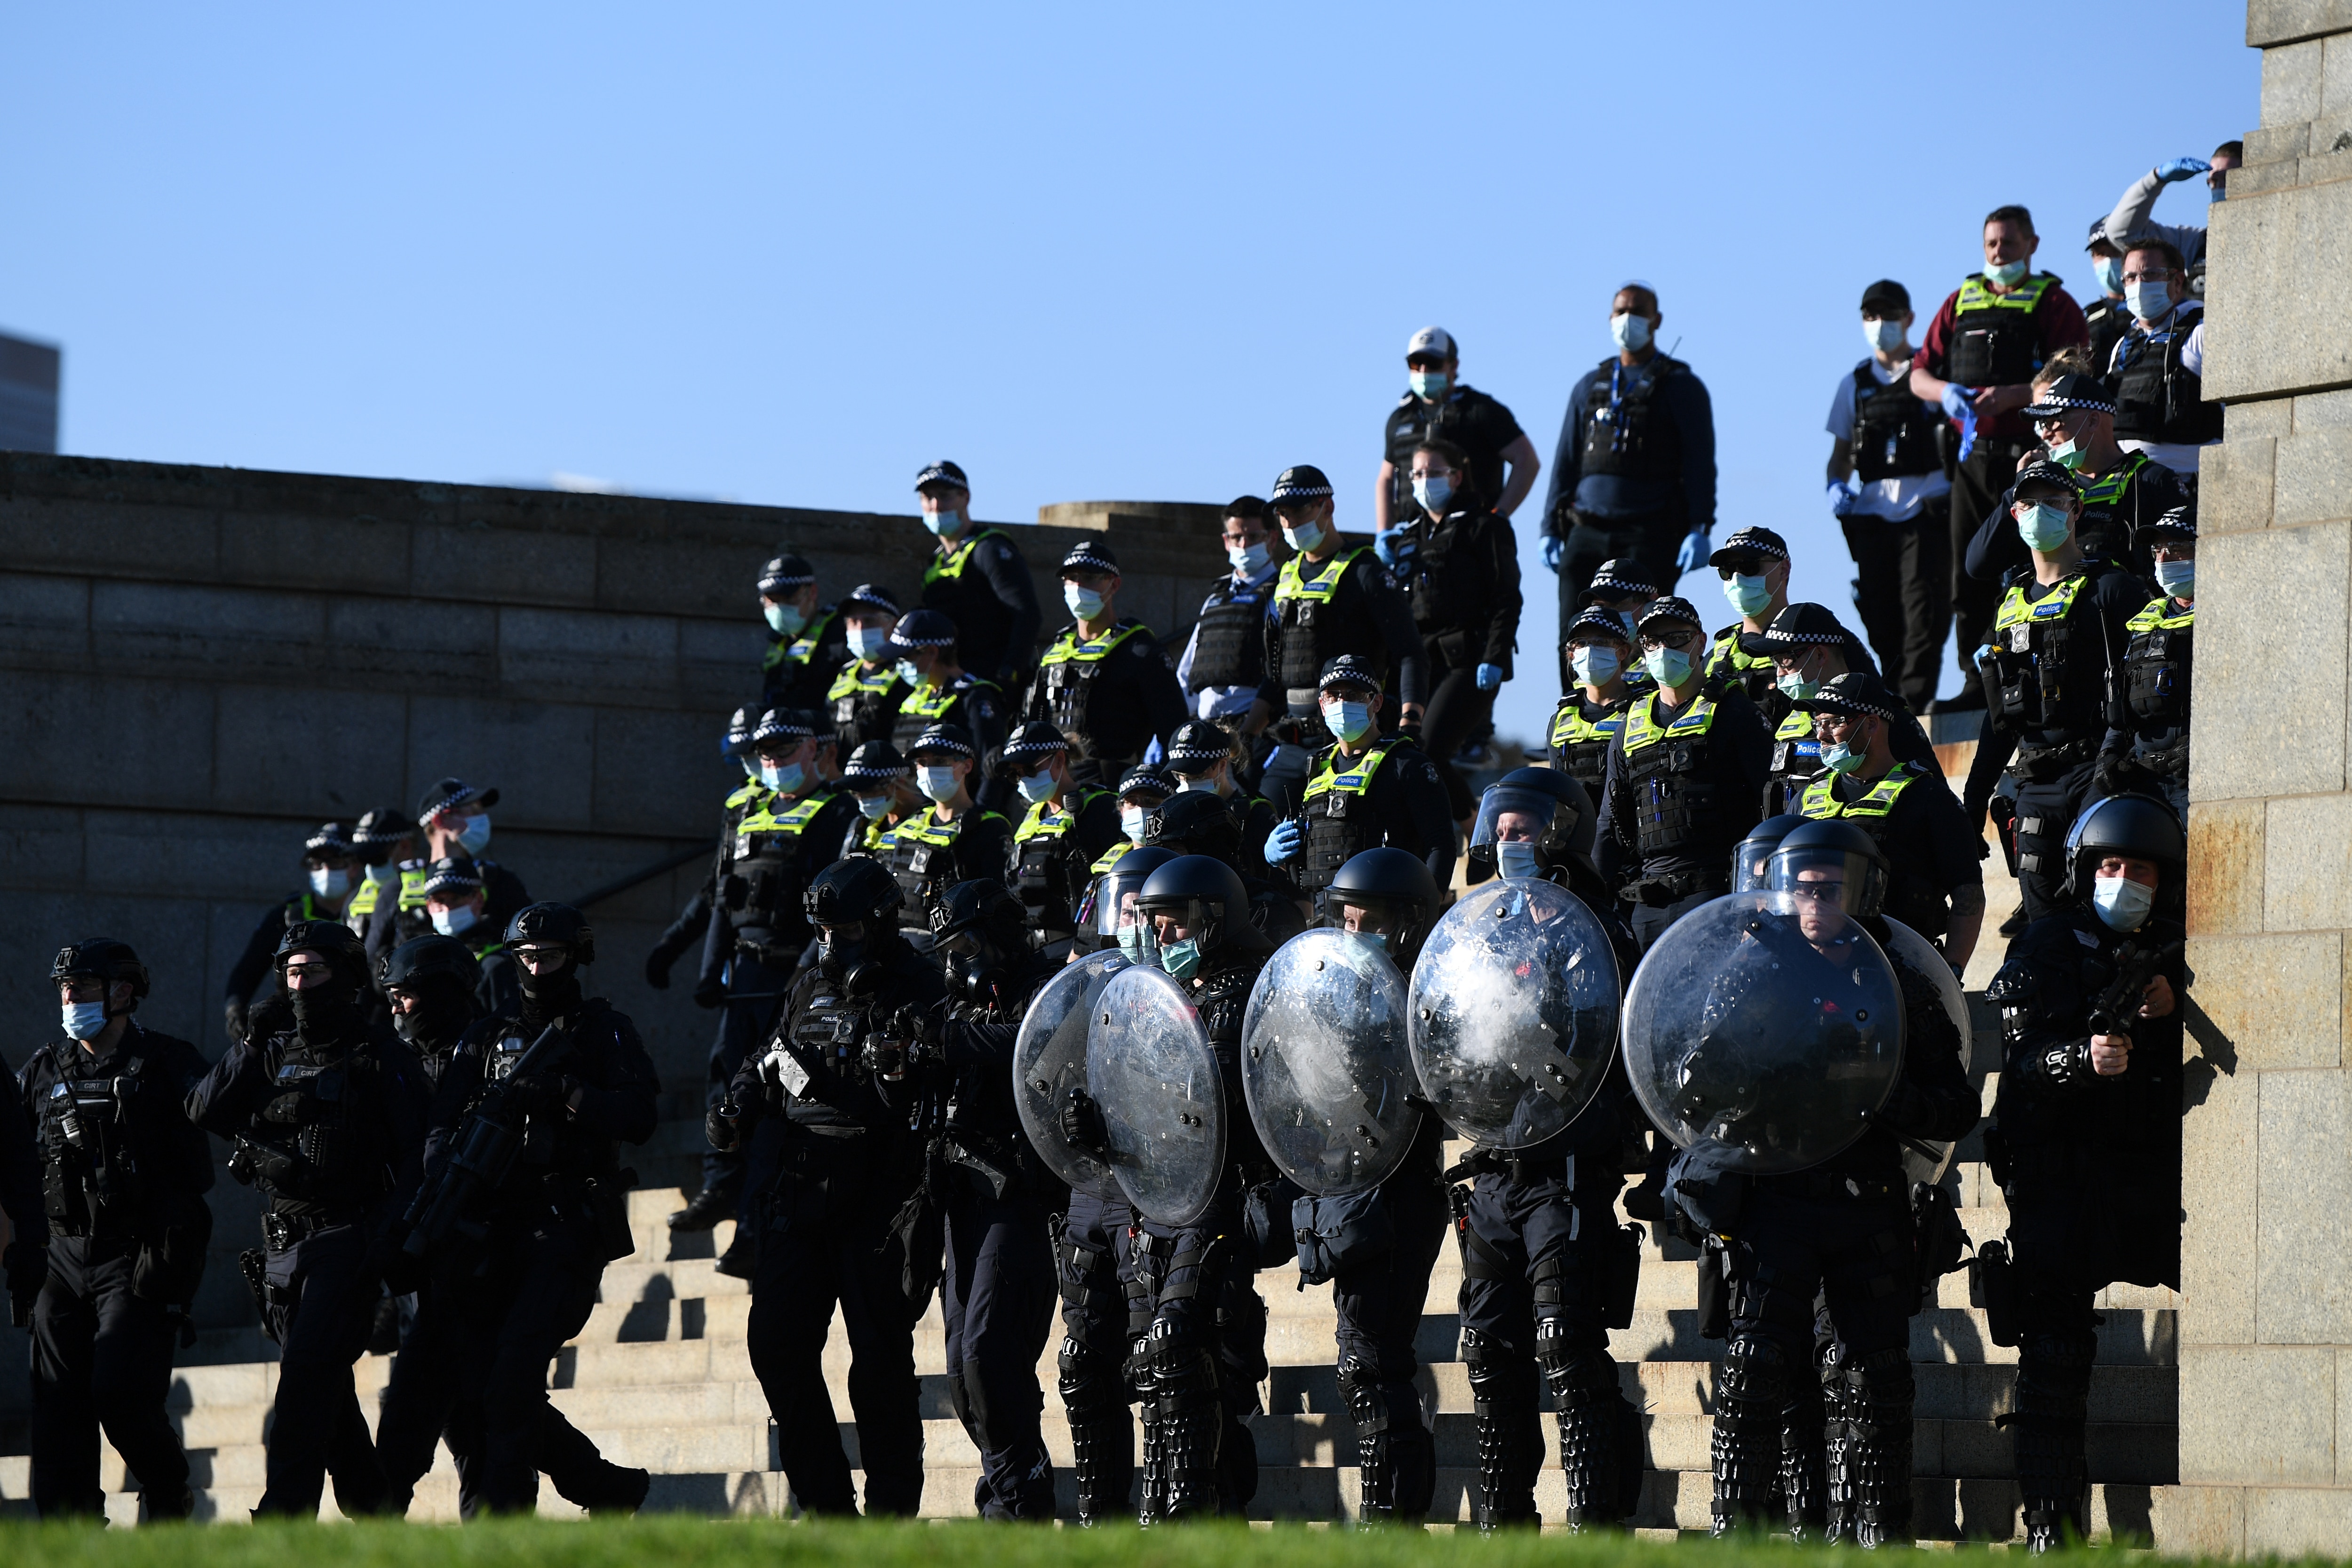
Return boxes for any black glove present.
[2092,749,2149,802]
[693,979,725,1010]
[644,947,675,990]
[1060,1088,1108,1155]
[507,1073,575,1115]
[706,1099,742,1154]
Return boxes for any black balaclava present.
[518,951,584,1024]
[392,973,478,1053]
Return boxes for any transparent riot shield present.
[1011,950,1129,1198]
[1882,916,1967,1185]
[1240,928,1419,1196]
[1087,963,1225,1226]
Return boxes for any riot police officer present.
[710,858,948,1517]
[1791,673,1986,972]
[1701,527,1796,716]
[1959,461,2147,924]
[757,554,854,713]
[1981,794,2185,1553]
[888,607,1011,803]
[1162,718,1280,882]
[1262,655,1455,900]
[886,724,1015,944]
[419,858,522,1020]
[2096,508,2196,823]
[1596,596,1773,948]
[19,939,213,1520]
[1740,605,1934,817]
[1258,465,1426,752]
[914,460,1041,692]
[1548,607,1639,804]
[1143,789,1304,946]
[1177,498,1281,724]
[223,820,361,1044]
[927,881,1067,1519]
[825,583,912,756]
[1381,435,1524,821]
[999,720,1121,955]
[1031,539,1188,787]
[186,920,429,1520]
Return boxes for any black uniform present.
[1595,684,1773,944]
[186,1008,429,1519]
[885,807,1015,937]
[2099,595,2193,822]
[826,657,914,757]
[1965,453,2190,585]
[1257,551,1426,750]
[223,892,352,1042]
[724,938,948,1517]
[1392,503,1523,818]
[1542,354,1718,620]
[17,1024,214,1519]
[762,605,854,714]
[1839,358,1952,708]
[2106,305,2221,451]
[1961,564,2147,922]
[1381,383,1527,520]
[1029,618,1189,785]
[922,528,1042,689]
[2082,295,2134,381]
[1009,787,1123,946]
[1793,764,1983,943]
[1279,736,1456,897]
[892,675,1010,772]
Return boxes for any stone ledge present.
[2248,0,2352,48]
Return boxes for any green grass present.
[0,1516,2249,1568]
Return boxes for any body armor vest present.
[1273,549,1375,692]
[1014,788,1108,931]
[1577,356,1686,481]
[244,1042,389,1213]
[2111,314,2222,447]
[1548,697,1626,796]
[723,788,838,934]
[828,659,902,747]
[1297,738,1404,891]
[888,810,1003,929]
[891,677,995,756]
[1850,363,1943,481]
[38,1046,152,1237]
[1037,621,1146,744]
[1797,763,1945,935]
[2072,451,2155,563]
[2121,598,2193,772]
[1766,707,1824,794]
[1402,510,1485,639]
[763,604,840,677]
[923,527,1014,590]
[1944,274,2056,388]
[1621,691,1723,859]
[1188,576,1270,692]
[1981,573,2093,736]
[2085,295,2134,376]
[1704,628,1779,708]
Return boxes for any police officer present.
[888,607,1010,797]
[2096,509,2196,823]
[2080,222,2136,380]
[1542,282,1719,620]
[1740,604,1933,817]
[345,808,419,953]
[710,858,947,1517]
[642,708,761,1004]
[822,583,912,756]
[1548,607,1639,803]
[1960,460,2148,925]
[914,460,1042,692]
[839,739,918,858]
[1262,656,1455,901]
[2108,237,2220,477]
[999,721,1121,955]
[1031,538,1188,787]
[1375,326,1542,530]
[1163,718,1280,882]
[1381,435,1524,822]
[186,920,428,1520]
[19,939,213,1520]
[1702,526,1799,717]
[1258,465,1427,753]
[1596,597,1772,947]
[419,858,522,1019]
[888,723,1016,943]
[410,779,528,927]
[1827,280,1953,711]
[1177,498,1282,724]
[757,554,853,713]
[1982,794,2184,1552]
[1578,557,1661,643]
[223,821,361,1044]
[1143,789,1304,946]
[1791,673,1987,971]
[926,881,1067,1520]
[1964,373,2188,583]
[1909,205,2092,705]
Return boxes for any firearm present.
[401,1024,564,1260]
[2085,922,2186,1043]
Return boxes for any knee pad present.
[1336,1355,1387,1434]
[1717,1334,1791,1427]
[1146,1316,1218,1407]
[1534,1318,1616,1408]
[1058,1336,1125,1413]
[1839,1346,1915,1442]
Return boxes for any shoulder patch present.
[1373,567,1398,591]
[2073,929,2101,948]
[992,541,1016,563]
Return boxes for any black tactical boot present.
[1541,1337,1629,1532]
[667,1182,739,1234]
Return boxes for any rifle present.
[2085,923,2186,1043]
[401,1024,564,1260]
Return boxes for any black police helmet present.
[274,919,368,972]
[52,938,151,1006]
[930,878,1029,948]
[1135,854,1265,958]
[506,902,596,966]
[1765,820,1890,922]
[1467,767,1597,877]
[378,934,485,993]
[2063,792,2185,899]
[1144,790,1242,864]
[1320,847,1443,964]
[805,856,905,928]
[1733,813,1812,893]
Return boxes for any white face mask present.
[917,765,961,804]
[1064,582,1106,620]
[1610,312,1653,352]
[431,904,479,938]
[1016,767,1059,804]
[309,866,350,899]
[1228,539,1270,575]
[848,625,892,661]
[2154,559,2195,598]
[856,793,894,820]
[1177,774,1220,794]
[1570,645,1621,687]
[2125,279,2172,321]
[63,1001,109,1041]
[1120,805,1150,844]
[1322,699,1375,744]
[1863,318,1906,354]
[2092,872,2155,932]
[1281,518,1327,555]
[1494,841,1542,882]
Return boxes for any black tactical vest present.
[2111,315,2222,446]
[243,1040,391,1214]
[1187,578,1270,692]
[1944,274,2055,388]
[1850,364,1943,481]
[37,1046,152,1237]
[1619,691,1725,859]
[1577,356,1685,482]
[2121,599,2193,771]
[828,661,902,752]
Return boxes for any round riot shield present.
[1406,878,1622,1150]
[1240,929,1419,1197]
[1087,964,1225,1226]
[1012,950,1130,1198]
[1881,917,1968,1185]
[1623,892,1906,1176]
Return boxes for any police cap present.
[1708,526,1790,570]
[998,720,1069,764]
[1059,539,1120,577]
[1318,654,1383,695]
[1580,558,1658,605]
[750,707,820,747]
[1268,465,1335,505]
[1564,605,1637,646]
[1738,602,1852,659]
[887,608,959,650]
[1164,719,1235,768]
[840,582,901,616]
[2021,374,2118,422]
[723,706,758,756]
[1635,596,1704,635]
[304,821,356,859]
[416,778,498,828]
[350,809,412,850]
[2140,504,2197,541]
[842,740,908,781]
[422,856,485,896]
[1793,670,1908,724]
[915,460,969,494]
[1117,764,1176,802]
[908,723,976,761]
[2011,460,2083,501]
[756,554,816,597]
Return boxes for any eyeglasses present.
[1787,882,1847,902]
[513,945,568,968]
[282,960,334,980]
[1638,630,1700,652]
[1714,559,1769,578]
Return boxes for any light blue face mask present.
[922,508,965,537]
[849,625,891,661]
[431,904,480,938]
[2092,873,2154,932]
[917,765,961,804]
[2016,502,2073,553]
[454,814,492,855]
[364,860,401,886]
[1985,258,2028,287]
[761,760,806,796]
[1611,312,1653,352]
[1644,645,1695,688]
[309,866,350,900]
[1820,740,1869,775]
[1017,767,1059,804]
[1411,474,1454,515]
[1116,923,1146,960]
[1613,609,1640,638]
[1064,582,1105,620]
[1282,518,1327,555]
[1323,700,1374,744]
[2048,435,2087,471]
[2126,279,2172,322]
[1120,806,1149,844]
[2154,559,2195,598]
[1494,841,1542,882]
[2094,255,2125,295]
[1228,539,1270,576]
[63,1001,108,1041]
[1778,669,1820,701]
[1722,573,1773,618]
[1863,318,1906,354]
[1348,928,1391,950]
[763,601,806,636]
[856,793,893,820]
[1409,369,1449,399]
[1571,645,1621,687]
[894,658,924,687]
[1159,938,1202,980]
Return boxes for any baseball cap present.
[1406,326,1457,362]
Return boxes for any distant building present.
[0,332,61,453]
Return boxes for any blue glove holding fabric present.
[1264,820,1303,865]
[2157,156,2211,183]
[1542,536,1563,572]
[1939,383,1978,421]
[1373,529,1414,569]
[1676,532,1708,575]
[1827,481,1857,519]
[1476,662,1503,692]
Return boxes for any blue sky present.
[2,3,2258,745]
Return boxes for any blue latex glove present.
[1827,481,1857,519]
[1957,403,1979,463]
[1264,820,1303,866]
[2157,156,2211,183]
[1939,383,1978,421]
[1475,662,1503,692]
[1373,529,1414,570]
[1676,532,1709,575]
[1542,536,1563,572]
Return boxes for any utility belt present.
[1284,687,1321,721]
[1621,871,1724,908]
[1774,1168,1904,1204]
[262,1207,361,1251]
[1445,1145,1558,1187]
[2007,736,2098,783]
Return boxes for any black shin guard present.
[1830,1346,1915,1548]
[1711,1335,1790,1536]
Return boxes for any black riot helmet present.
[1094,844,1178,956]
[805,856,905,929]
[1466,767,1597,883]
[379,934,484,994]
[1733,814,1811,893]
[52,938,151,1010]
[1135,854,1269,961]
[1764,819,1890,921]
[506,902,597,967]
[1317,848,1443,968]
[1144,789,1242,868]
[2063,791,2185,899]
[274,919,371,1006]
[930,879,1031,999]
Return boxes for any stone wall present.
[2157,2,2352,1553]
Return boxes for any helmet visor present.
[1095,864,1159,958]
[1764,844,1877,922]
[1468,785,1563,854]
[1314,888,1425,955]
[1732,835,1780,894]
